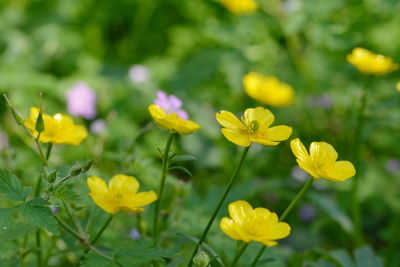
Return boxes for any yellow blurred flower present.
[216,107,292,147]
[87,174,157,214]
[290,138,356,182]
[243,72,295,107]
[347,47,398,75]
[220,200,290,246]
[220,0,257,14]
[24,107,88,145]
[148,104,201,135]
[396,81,400,92]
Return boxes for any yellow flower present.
[290,138,356,182]
[220,0,257,14]
[347,47,398,75]
[148,104,201,135]
[216,107,292,147]
[220,200,290,246]
[24,107,88,145]
[87,174,157,214]
[243,72,295,107]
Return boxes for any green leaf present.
[170,154,196,164]
[0,207,36,241]
[81,239,178,266]
[53,184,81,203]
[0,169,30,202]
[329,249,354,267]
[19,199,59,234]
[169,166,192,177]
[354,246,383,267]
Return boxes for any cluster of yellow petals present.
[87,174,157,214]
[220,200,290,246]
[243,72,295,107]
[220,0,257,15]
[216,107,292,147]
[290,138,356,182]
[347,47,398,75]
[148,104,201,135]
[24,107,88,145]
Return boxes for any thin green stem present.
[36,231,42,267]
[152,132,175,240]
[251,177,314,267]
[45,143,53,160]
[351,76,370,247]
[281,177,314,221]
[187,146,251,267]
[63,201,84,234]
[250,246,266,267]
[81,214,113,258]
[231,242,249,267]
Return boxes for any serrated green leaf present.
[0,169,30,202]
[82,239,178,266]
[169,166,192,177]
[19,200,59,234]
[329,249,354,267]
[53,184,81,202]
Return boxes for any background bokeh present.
[0,0,399,266]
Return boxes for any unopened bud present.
[81,159,95,174]
[35,112,45,133]
[193,251,210,267]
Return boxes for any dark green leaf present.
[169,166,192,177]
[0,207,36,241]
[170,154,196,163]
[0,169,30,202]
[19,199,59,234]
[53,184,81,202]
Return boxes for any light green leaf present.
[354,246,383,267]
[19,199,59,234]
[0,169,30,202]
[0,207,36,241]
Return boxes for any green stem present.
[45,143,53,161]
[281,177,314,221]
[351,76,370,247]
[36,231,42,267]
[251,177,314,267]
[63,201,84,234]
[250,246,266,267]
[81,214,113,257]
[231,242,249,267]
[187,146,251,267]
[152,132,175,240]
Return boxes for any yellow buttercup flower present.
[220,200,290,246]
[243,72,295,107]
[220,0,257,14]
[24,107,88,145]
[87,174,157,214]
[216,107,292,147]
[148,104,201,135]
[347,47,398,75]
[290,138,356,182]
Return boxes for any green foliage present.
[81,239,178,266]
[0,169,30,202]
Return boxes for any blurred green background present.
[0,0,399,266]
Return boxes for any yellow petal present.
[323,161,356,182]
[254,208,276,224]
[109,174,139,194]
[290,138,310,162]
[174,116,201,135]
[221,129,251,147]
[87,176,117,214]
[297,159,319,179]
[244,107,274,130]
[220,217,247,241]
[264,222,291,240]
[148,104,171,130]
[125,191,157,209]
[249,136,279,146]
[228,200,253,226]
[263,125,292,141]
[87,176,109,195]
[309,141,338,164]
[216,111,245,130]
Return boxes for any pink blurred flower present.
[67,82,97,120]
[90,119,106,135]
[154,90,188,120]
[129,64,151,83]
[0,131,9,151]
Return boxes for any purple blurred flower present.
[291,166,308,182]
[67,82,97,120]
[307,94,333,110]
[90,119,106,135]
[50,206,59,214]
[298,204,316,223]
[154,90,189,120]
[0,131,9,151]
[129,228,141,240]
[129,64,151,83]
[386,159,400,174]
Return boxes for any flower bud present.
[193,251,210,267]
[35,112,45,133]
